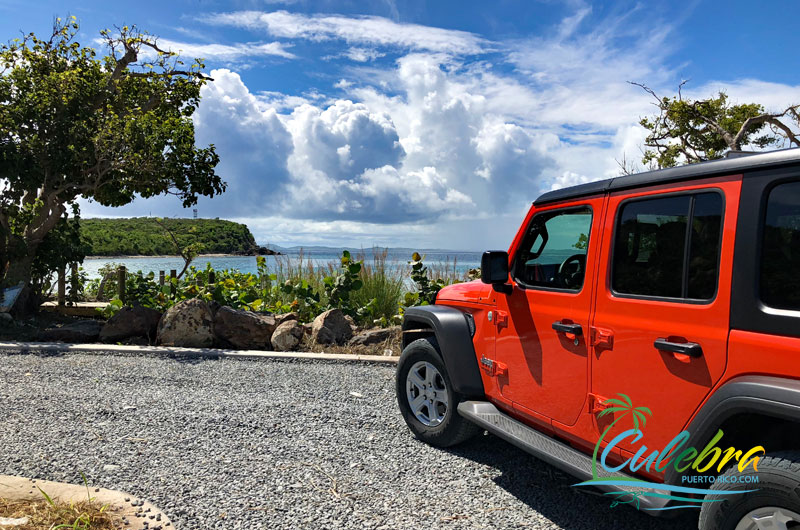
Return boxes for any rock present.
[103,464,120,471]
[99,306,162,343]
[39,319,103,343]
[213,306,276,350]
[311,309,353,345]
[344,314,358,332]
[349,326,399,346]
[275,312,298,325]
[270,320,304,351]
[124,336,150,346]
[157,299,215,348]
[0,312,12,325]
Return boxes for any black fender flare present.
[402,305,485,398]
[664,375,800,485]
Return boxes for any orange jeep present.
[397,148,800,530]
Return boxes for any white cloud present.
[201,10,493,55]
[343,47,385,62]
[81,5,800,250]
[190,69,294,217]
[156,38,296,61]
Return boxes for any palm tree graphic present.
[591,393,652,480]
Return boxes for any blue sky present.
[2,1,799,249]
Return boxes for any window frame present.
[608,188,726,305]
[758,179,800,316]
[511,204,594,294]
[731,169,800,338]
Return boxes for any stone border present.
[0,474,172,529]
[0,341,399,364]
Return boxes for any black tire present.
[699,451,800,530]
[396,337,481,447]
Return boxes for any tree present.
[591,393,651,481]
[0,18,223,304]
[633,81,800,169]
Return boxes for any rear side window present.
[760,181,800,311]
[612,192,723,301]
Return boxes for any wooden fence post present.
[69,264,79,305]
[170,269,177,297]
[57,267,66,307]
[117,266,126,305]
[159,270,165,288]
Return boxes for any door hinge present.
[588,393,611,415]
[494,310,508,329]
[480,356,507,377]
[590,327,614,349]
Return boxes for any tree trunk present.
[3,247,39,317]
[4,252,35,287]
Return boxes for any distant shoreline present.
[83,254,260,260]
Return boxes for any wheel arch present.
[665,375,800,485]
[402,305,485,398]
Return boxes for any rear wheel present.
[396,337,481,447]
[699,452,800,530]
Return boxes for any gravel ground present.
[0,350,699,529]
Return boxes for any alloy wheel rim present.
[406,360,449,426]
[735,506,800,530]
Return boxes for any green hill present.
[81,218,268,256]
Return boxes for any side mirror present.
[481,251,512,294]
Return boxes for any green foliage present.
[0,18,222,288]
[90,251,462,328]
[401,252,448,309]
[636,83,798,168]
[322,250,365,317]
[80,217,260,256]
[350,249,404,325]
[573,233,588,250]
[30,214,90,297]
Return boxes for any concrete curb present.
[0,341,399,364]
[0,475,172,529]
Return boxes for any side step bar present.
[457,401,671,513]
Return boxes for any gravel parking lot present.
[0,350,698,529]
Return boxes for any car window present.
[513,207,592,291]
[612,192,723,300]
[760,181,800,311]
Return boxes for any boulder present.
[40,319,103,343]
[214,306,277,350]
[0,312,12,326]
[275,312,299,325]
[271,320,305,351]
[349,326,400,346]
[344,314,358,332]
[99,306,162,343]
[311,309,353,345]
[157,299,215,348]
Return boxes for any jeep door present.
[590,176,741,455]
[494,197,604,427]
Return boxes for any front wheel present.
[699,451,800,530]
[396,337,481,447]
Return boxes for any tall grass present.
[270,250,329,293]
[351,248,405,322]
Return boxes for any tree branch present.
[732,105,800,149]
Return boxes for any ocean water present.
[79,250,484,280]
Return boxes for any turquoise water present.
[80,250,483,280]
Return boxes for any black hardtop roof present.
[534,148,800,205]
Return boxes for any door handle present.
[552,321,583,336]
[654,338,703,357]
